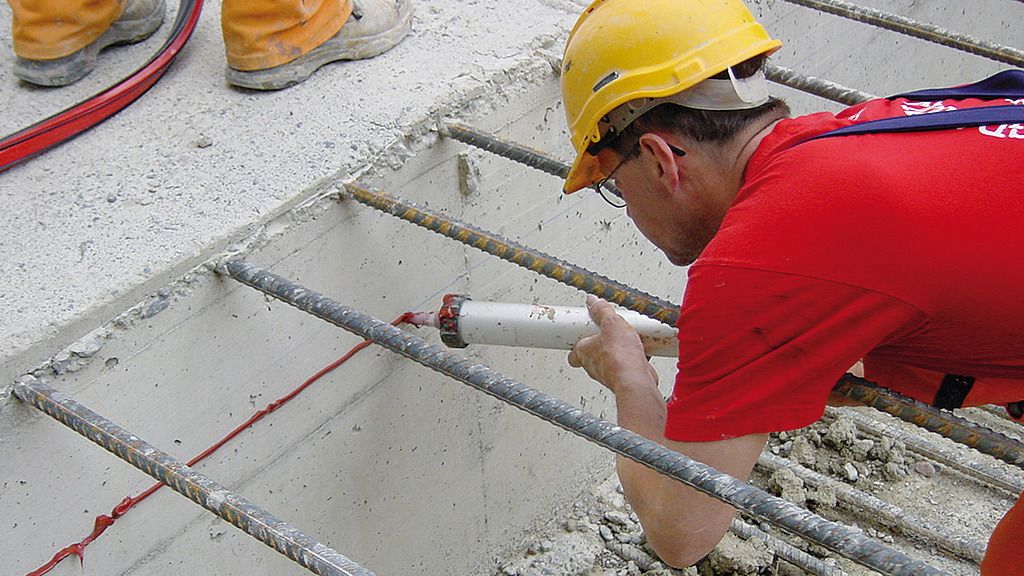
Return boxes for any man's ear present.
[638,133,684,193]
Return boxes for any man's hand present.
[567,295,658,393]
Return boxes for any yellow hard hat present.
[561,0,782,193]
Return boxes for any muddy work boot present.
[14,0,166,87]
[226,0,413,91]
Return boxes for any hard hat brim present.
[564,149,604,194]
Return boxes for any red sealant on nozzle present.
[404,311,439,328]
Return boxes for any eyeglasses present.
[591,143,686,209]
[593,157,628,208]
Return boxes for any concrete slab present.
[0,0,583,384]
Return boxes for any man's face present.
[598,142,715,267]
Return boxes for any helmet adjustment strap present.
[597,69,771,143]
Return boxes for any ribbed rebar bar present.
[825,407,1024,496]
[729,518,845,576]
[442,122,626,198]
[222,259,948,576]
[444,122,570,178]
[12,376,373,576]
[764,64,876,105]
[834,375,1024,470]
[340,183,680,325]
[757,452,986,563]
[603,541,662,572]
[781,0,1024,68]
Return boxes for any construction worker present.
[6,0,411,89]
[561,0,1023,571]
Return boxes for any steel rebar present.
[757,452,986,563]
[222,259,949,576]
[834,375,1024,470]
[12,376,374,576]
[444,122,570,178]
[603,541,662,572]
[764,64,876,105]
[729,518,845,576]
[340,183,680,325]
[781,0,1024,68]
[443,122,626,198]
[826,407,1024,496]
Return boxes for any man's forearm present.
[610,375,766,567]
[611,376,723,566]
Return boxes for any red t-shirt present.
[665,96,1024,442]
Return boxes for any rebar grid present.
[222,259,949,576]
[781,0,1024,68]
[757,452,986,563]
[12,376,373,576]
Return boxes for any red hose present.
[0,0,204,173]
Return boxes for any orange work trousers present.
[9,0,123,60]
[982,493,1023,575]
[8,0,351,69]
[222,0,351,71]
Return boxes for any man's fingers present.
[585,295,619,326]
[569,335,599,369]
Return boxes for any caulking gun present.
[407,294,679,357]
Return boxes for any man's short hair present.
[598,55,790,159]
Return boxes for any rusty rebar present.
[12,376,374,576]
[222,259,950,576]
[781,0,1024,68]
[834,375,1024,470]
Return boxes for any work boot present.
[225,0,413,91]
[14,0,166,87]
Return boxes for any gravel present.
[492,409,1018,576]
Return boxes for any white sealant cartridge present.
[410,294,679,357]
